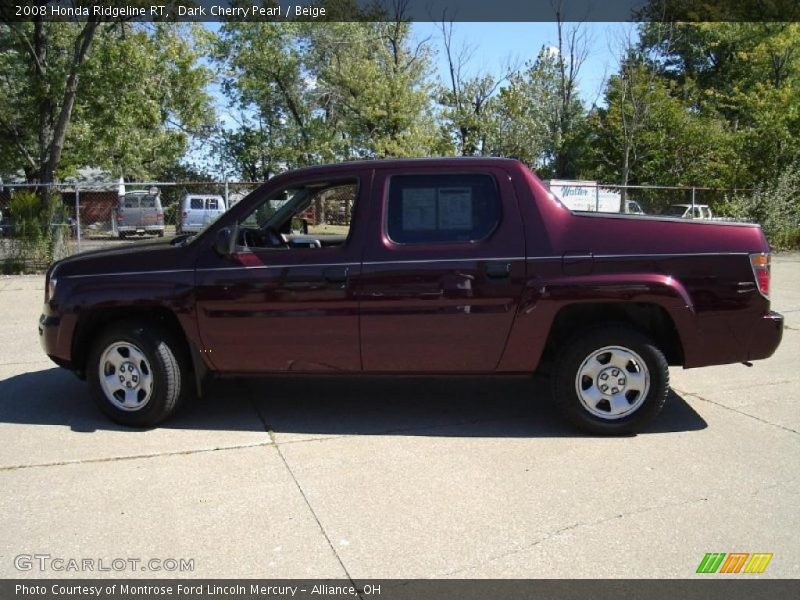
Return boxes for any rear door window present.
[207,198,219,210]
[140,196,157,209]
[189,198,204,210]
[121,196,139,209]
[386,174,500,244]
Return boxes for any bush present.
[163,201,180,229]
[1,190,70,272]
[722,165,800,250]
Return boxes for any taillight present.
[182,211,188,218]
[157,212,163,219]
[116,212,123,222]
[750,253,770,298]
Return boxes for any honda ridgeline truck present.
[39,159,783,434]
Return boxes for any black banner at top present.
[2,0,800,23]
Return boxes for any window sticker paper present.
[438,187,473,230]
[402,188,437,230]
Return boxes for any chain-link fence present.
[0,180,261,272]
[0,178,756,273]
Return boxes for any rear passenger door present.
[358,167,526,372]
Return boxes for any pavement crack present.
[248,385,361,596]
[438,496,711,577]
[673,387,799,435]
[0,441,275,472]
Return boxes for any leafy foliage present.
[723,165,800,250]
[214,16,436,178]
[0,21,214,189]
[2,18,799,246]
[493,48,587,177]
[2,190,70,273]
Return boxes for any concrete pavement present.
[0,256,798,579]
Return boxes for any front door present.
[358,167,526,372]
[194,173,368,373]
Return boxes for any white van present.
[178,194,226,234]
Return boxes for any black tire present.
[157,231,164,238]
[551,325,669,435]
[118,232,126,240]
[87,321,189,427]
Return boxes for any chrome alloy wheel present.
[98,342,154,411]
[574,345,650,420]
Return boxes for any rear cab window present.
[386,174,500,244]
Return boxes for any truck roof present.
[283,157,525,176]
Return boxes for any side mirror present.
[213,227,234,257]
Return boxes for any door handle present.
[323,266,349,283]
[485,262,512,279]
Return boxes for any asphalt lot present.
[0,256,798,579]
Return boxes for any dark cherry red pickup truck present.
[39,158,783,433]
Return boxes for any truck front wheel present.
[87,321,188,427]
[552,325,668,435]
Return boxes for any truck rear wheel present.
[87,321,188,427]
[552,325,668,435]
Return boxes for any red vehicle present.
[39,159,783,433]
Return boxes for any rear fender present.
[498,273,696,371]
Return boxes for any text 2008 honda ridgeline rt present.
[40,159,783,434]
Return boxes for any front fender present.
[54,270,203,372]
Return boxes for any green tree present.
[304,19,437,159]
[591,57,737,196]
[216,8,437,178]
[435,20,508,157]
[639,22,800,186]
[0,20,215,193]
[215,20,322,178]
[493,47,576,175]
